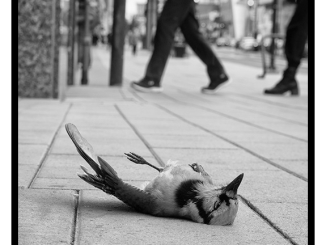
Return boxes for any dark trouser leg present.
[264,0,307,95]
[284,0,308,78]
[180,5,226,84]
[132,45,137,55]
[144,0,194,84]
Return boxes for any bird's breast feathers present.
[142,160,212,217]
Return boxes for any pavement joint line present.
[192,100,307,142]
[119,87,134,101]
[233,105,308,127]
[175,87,308,127]
[152,146,238,150]
[70,189,80,245]
[162,91,307,143]
[239,195,299,245]
[27,103,73,188]
[229,92,307,111]
[18,142,49,146]
[127,87,148,103]
[114,104,165,168]
[154,104,308,182]
[119,88,128,101]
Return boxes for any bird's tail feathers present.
[78,157,121,195]
[65,123,121,194]
[77,156,121,195]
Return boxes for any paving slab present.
[51,135,153,157]
[239,142,307,160]
[129,122,209,135]
[75,190,291,245]
[217,130,304,143]
[18,130,56,145]
[141,133,239,149]
[55,125,142,140]
[18,164,39,188]
[63,114,131,129]
[18,121,62,131]
[32,178,146,191]
[37,154,160,182]
[252,202,308,245]
[18,144,48,165]
[269,159,308,179]
[152,148,273,170]
[66,86,124,98]
[19,189,76,245]
[31,177,96,190]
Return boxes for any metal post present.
[109,0,126,86]
[269,0,278,70]
[81,0,90,85]
[67,0,76,86]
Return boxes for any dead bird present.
[65,123,244,226]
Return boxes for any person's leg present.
[264,0,308,95]
[180,5,229,93]
[285,0,308,73]
[132,44,136,55]
[131,0,194,92]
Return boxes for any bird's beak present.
[224,173,244,197]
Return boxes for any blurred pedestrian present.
[107,32,112,47]
[129,29,139,55]
[131,0,230,94]
[264,0,308,95]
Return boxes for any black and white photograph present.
[15,0,316,244]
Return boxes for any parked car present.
[229,38,237,47]
[238,37,260,51]
[216,37,229,47]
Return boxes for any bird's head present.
[196,173,244,225]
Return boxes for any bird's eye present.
[214,200,221,210]
[189,163,199,172]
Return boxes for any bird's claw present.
[124,152,163,172]
[124,152,147,165]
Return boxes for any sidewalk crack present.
[27,103,73,188]
[70,190,80,245]
[114,104,165,167]
[239,195,299,245]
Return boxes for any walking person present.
[264,0,308,95]
[129,29,139,56]
[130,0,230,94]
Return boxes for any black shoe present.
[201,73,231,94]
[264,78,299,95]
[131,79,163,93]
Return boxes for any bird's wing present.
[65,123,102,175]
[115,181,160,215]
[66,123,160,215]
[96,156,160,215]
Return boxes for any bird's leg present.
[124,152,163,172]
[190,163,214,184]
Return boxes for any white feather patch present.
[140,181,150,190]
[166,159,179,166]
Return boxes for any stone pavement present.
[18,46,308,245]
